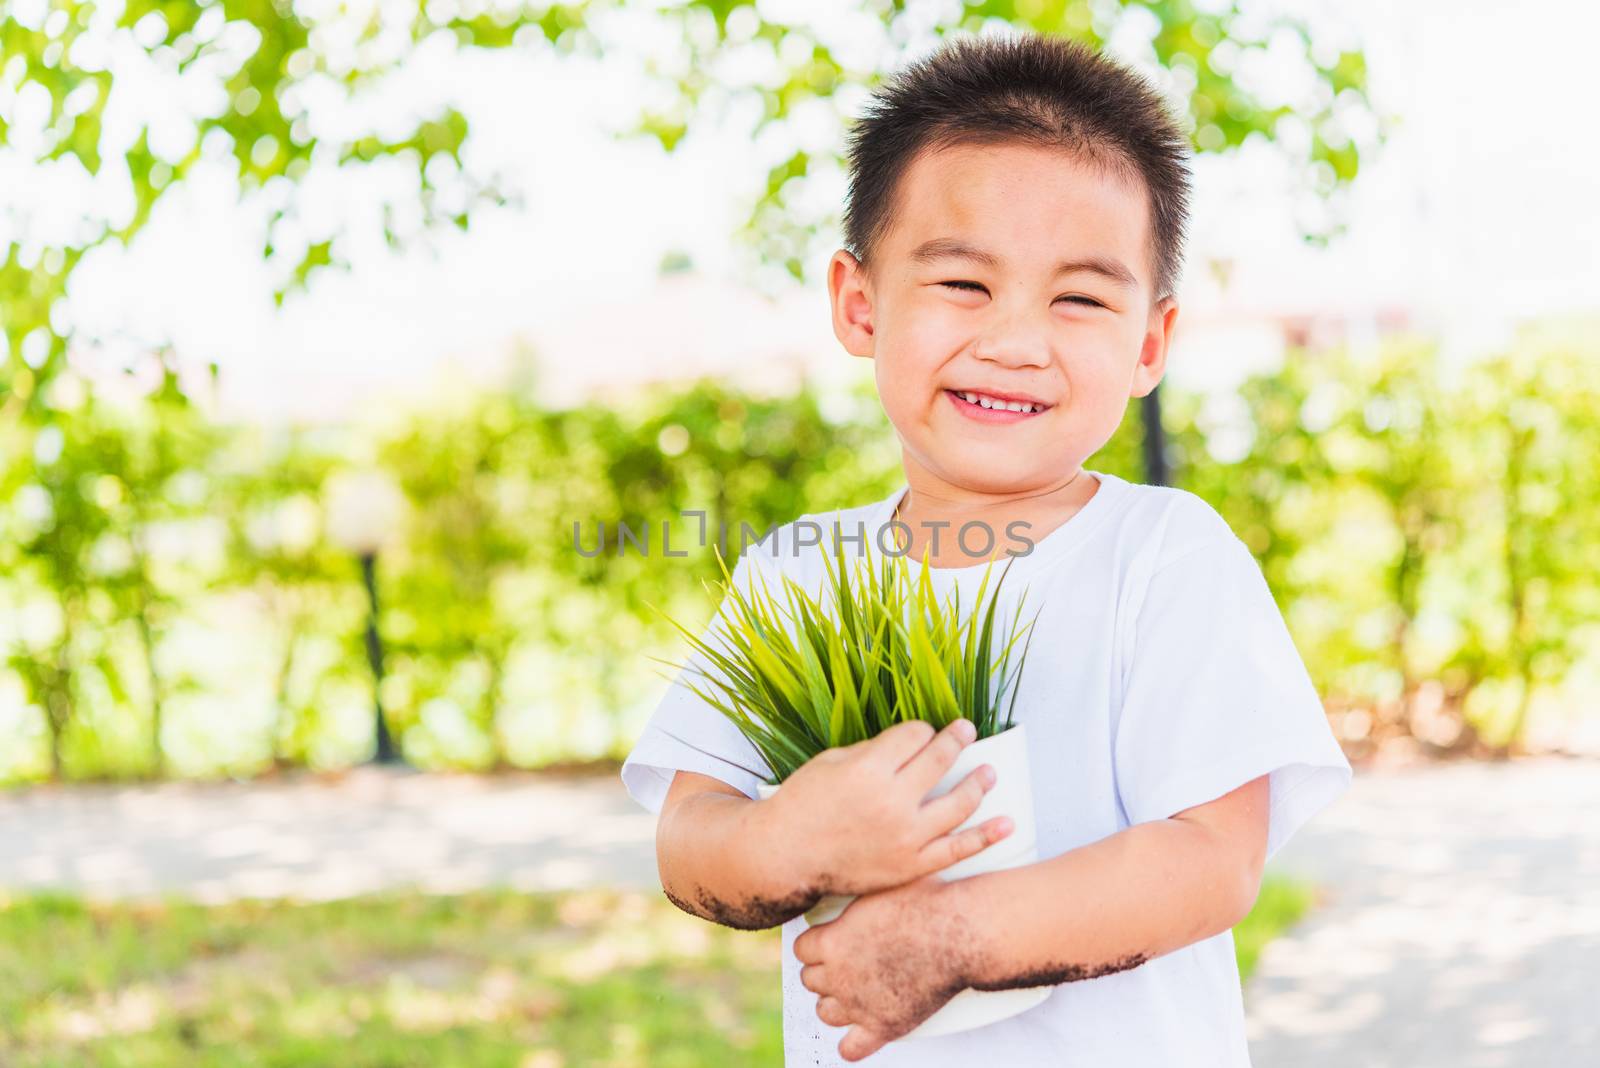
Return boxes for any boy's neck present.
[891,467,1100,569]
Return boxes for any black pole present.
[1141,385,1170,487]
[360,550,401,765]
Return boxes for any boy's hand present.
[795,872,971,1061]
[758,718,1014,897]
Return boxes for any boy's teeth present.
[958,390,1041,413]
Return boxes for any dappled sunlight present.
[0,767,659,903]
[0,887,784,1066]
[29,985,164,1044]
[1247,757,1600,1065]
[6,760,1597,1064]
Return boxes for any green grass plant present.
[651,532,1042,785]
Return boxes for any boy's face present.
[827,141,1178,496]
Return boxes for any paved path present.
[1245,755,1600,1067]
[1,757,1595,1065]
[0,767,659,903]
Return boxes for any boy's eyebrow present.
[907,237,1138,291]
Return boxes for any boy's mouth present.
[945,388,1053,423]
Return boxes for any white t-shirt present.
[621,469,1351,1067]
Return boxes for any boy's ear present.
[1130,295,1179,399]
[827,249,875,359]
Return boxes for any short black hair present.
[841,32,1193,303]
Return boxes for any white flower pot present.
[756,722,1050,1040]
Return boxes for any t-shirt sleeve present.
[619,548,778,816]
[1112,535,1352,864]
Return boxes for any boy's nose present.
[972,325,1052,369]
[970,296,1053,369]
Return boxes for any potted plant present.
[651,532,1051,1038]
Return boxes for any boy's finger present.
[896,717,977,792]
[815,994,851,1028]
[840,1025,888,1062]
[916,815,1013,874]
[861,718,938,768]
[793,926,826,964]
[915,763,994,836]
[799,962,832,996]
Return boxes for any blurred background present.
[1,1,1596,1065]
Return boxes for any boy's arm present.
[655,770,824,930]
[653,720,1018,932]
[794,774,1270,1062]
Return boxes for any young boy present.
[620,31,1351,1066]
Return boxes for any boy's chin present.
[919,453,1062,494]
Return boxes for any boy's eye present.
[937,281,1104,309]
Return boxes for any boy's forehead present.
[879,141,1152,289]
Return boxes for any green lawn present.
[0,879,1313,1067]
